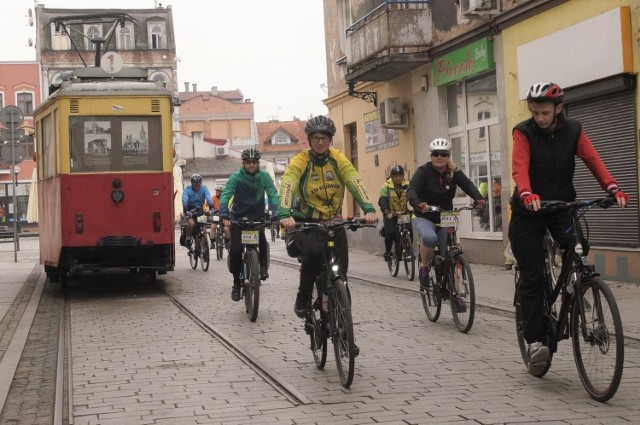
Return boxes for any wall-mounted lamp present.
[421,75,429,92]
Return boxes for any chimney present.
[192,83,198,92]
[184,82,189,92]
[211,86,218,96]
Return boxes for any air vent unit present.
[216,146,228,157]
[379,97,407,128]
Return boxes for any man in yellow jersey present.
[278,116,378,318]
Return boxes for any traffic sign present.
[0,128,25,141]
[0,106,24,128]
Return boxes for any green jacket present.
[378,177,409,214]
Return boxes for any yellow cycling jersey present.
[379,177,409,214]
[278,148,375,221]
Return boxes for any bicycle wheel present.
[387,239,400,277]
[330,278,355,388]
[449,254,475,333]
[402,233,415,281]
[544,231,562,285]
[244,249,261,322]
[310,281,328,369]
[571,276,624,402]
[189,242,198,269]
[216,232,224,260]
[421,261,441,322]
[200,235,210,271]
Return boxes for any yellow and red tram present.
[34,76,176,282]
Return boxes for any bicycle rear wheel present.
[402,233,415,281]
[200,235,210,271]
[571,276,624,402]
[421,262,441,322]
[387,239,400,277]
[310,281,327,369]
[244,249,261,322]
[330,278,355,388]
[449,254,475,333]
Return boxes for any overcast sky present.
[1,0,329,122]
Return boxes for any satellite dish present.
[100,52,123,75]
[28,16,33,26]
[28,8,32,17]
[28,38,33,47]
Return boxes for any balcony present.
[345,1,432,83]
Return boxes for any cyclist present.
[210,185,230,248]
[277,115,378,318]
[407,138,485,287]
[219,148,279,302]
[510,81,629,376]
[181,173,214,247]
[378,165,411,261]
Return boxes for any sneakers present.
[231,284,241,302]
[260,265,269,280]
[527,342,550,376]
[418,266,430,289]
[294,291,311,318]
[383,251,393,261]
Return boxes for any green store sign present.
[433,38,494,86]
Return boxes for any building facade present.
[322,0,640,282]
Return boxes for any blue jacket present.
[182,185,214,213]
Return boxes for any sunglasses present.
[244,159,259,165]
[431,152,450,158]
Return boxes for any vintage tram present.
[34,68,176,283]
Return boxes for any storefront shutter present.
[565,91,639,248]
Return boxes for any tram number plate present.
[197,215,208,223]
[440,212,459,228]
[397,214,411,224]
[241,230,259,245]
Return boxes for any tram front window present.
[69,116,163,172]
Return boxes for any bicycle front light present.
[332,264,339,273]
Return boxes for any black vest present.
[512,116,582,211]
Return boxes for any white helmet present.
[215,185,224,191]
[429,138,451,152]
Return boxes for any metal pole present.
[10,111,18,262]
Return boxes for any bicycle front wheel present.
[571,276,624,402]
[387,239,400,277]
[244,249,261,322]
[402,233,415,281]
[189,245,198,269]
[449,254,475,333]
[310,281,328,369]
[200,235,210,271]
[421,264,441,322]
[330,278,355,388]
[216,233,224,260]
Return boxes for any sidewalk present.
[268,240,640,340]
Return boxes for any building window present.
[117,24,135,50]
[17,92,34,115]
[273,132,290,146]
[275,157,288,166]
[148,22,166,49]
[446,71,501,233]
[51,26,71,50]
[84,24,103,50]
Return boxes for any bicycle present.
[184,207,211,271]
[230,217,272,322]
[513,197,624,402]
[211,214,225,261]
[384,211,416,281]
[420,204,477,333]
[292,218,374,388]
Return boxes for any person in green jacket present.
[278,115,378,318]
[219,148,279,301]
[378,165,411,261]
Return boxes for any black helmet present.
[241,148,261,161]
[304,116,336,136]
[390,165,404,176]
[190,173,202,185]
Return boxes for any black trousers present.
[508,210,573,343]
[228,223,268,277]
[294,226,348,294]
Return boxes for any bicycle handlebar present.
[426,204,478,213]
[292,217,376,233]
[540,197,617,211]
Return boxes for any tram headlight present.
[153,212,161,233]
[75,213,84,234]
